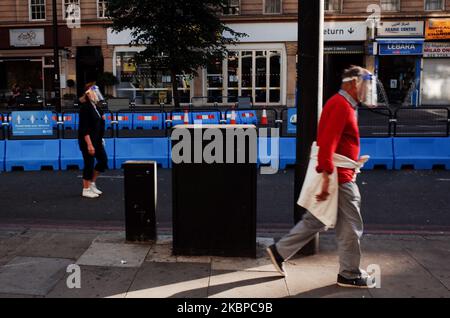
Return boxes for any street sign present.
[11,111,54,136]
[324,22,367,42]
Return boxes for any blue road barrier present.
[238,110,258,125]
[0,140,4,171]
[61,113,78,130]
[191,111,221,125]
[279,137,296,169]
[116,113,133,130]
[393,137,450,170]
[171,112,192,126]
[133,113,165,130]
[360,138,394,170]
[5,139,60,171]
[223,111,242,124]
[104,138,115,169]
[115,137,169,168]
[60,139,83,170]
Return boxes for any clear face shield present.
[357,73,378,109]
[85,85,105,105]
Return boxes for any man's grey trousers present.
[275,181,364,279]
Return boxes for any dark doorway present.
[323,53,364,103]
[76,46,104,97]
[378,55,417,106]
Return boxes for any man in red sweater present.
[267,66,376,288]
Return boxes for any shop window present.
[222,0,240,15]
[380,0,400,11]
[325,0,341,12]
[425,0,444,10]
[206,50,282,105]
[63,0,80,19]
[29,0,46,21]
[97,0,108,19]
[115,52,193,104]
[264,0,282,14]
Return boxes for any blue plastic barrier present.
[279,137,296,169]
[61,138,115,170]
[360,138,394,170]
[393,137,450,170]
[238,110,258,125]
[133,113,165,130]
[60,139,83,170]
[224,111,242,124]
[5,139,60,171]
[0,140,4,171]
[116,113,133,130]
[105,113,114,130]
[115,137,169,168]
[171,112,192,126]
[62,113,78,130]
[192,111,220,124]
[104,138,115,169]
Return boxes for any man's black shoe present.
[337,274,376,288]
[266,244,285,276]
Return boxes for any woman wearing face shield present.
[78,82,108,198]
[267,66,378,288]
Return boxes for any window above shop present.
[29,0,46,21]
[325,0,342,13]
[97,0,108,19]
[381,0,400,11]
[222,0,240,16]
[425,0,444,11]
[63,0,80,20]
[264,0,282,14]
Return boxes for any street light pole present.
[52,0,61,112]
[294,0,324,255]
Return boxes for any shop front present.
[375,21,424,107]
[323,21,367,101]
[0,27,71,107]
[422,19,450,105]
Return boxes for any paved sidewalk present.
[0,227,449,298]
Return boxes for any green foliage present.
[107,0,246,106]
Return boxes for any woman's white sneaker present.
[90,183,103,195]
[82,188,99,198]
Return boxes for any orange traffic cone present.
[183,110,189,125]
[230,110,237,125]
[261,108,268,125]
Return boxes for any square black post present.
[295,0,323,255]
[124,161,157,242]
[172,125,257,258]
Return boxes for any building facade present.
[0,0,449,107]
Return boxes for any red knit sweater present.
[316,93,360,184]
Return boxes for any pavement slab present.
[47,265,138,298]
[208,270,288,298]
[284,263,371,298]
[0,256,73,296]
[15,231,98,260]
[126,262,210,298]
[77,242,151,268]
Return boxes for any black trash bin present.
[172,124,257,257]
[124,161,157,242]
